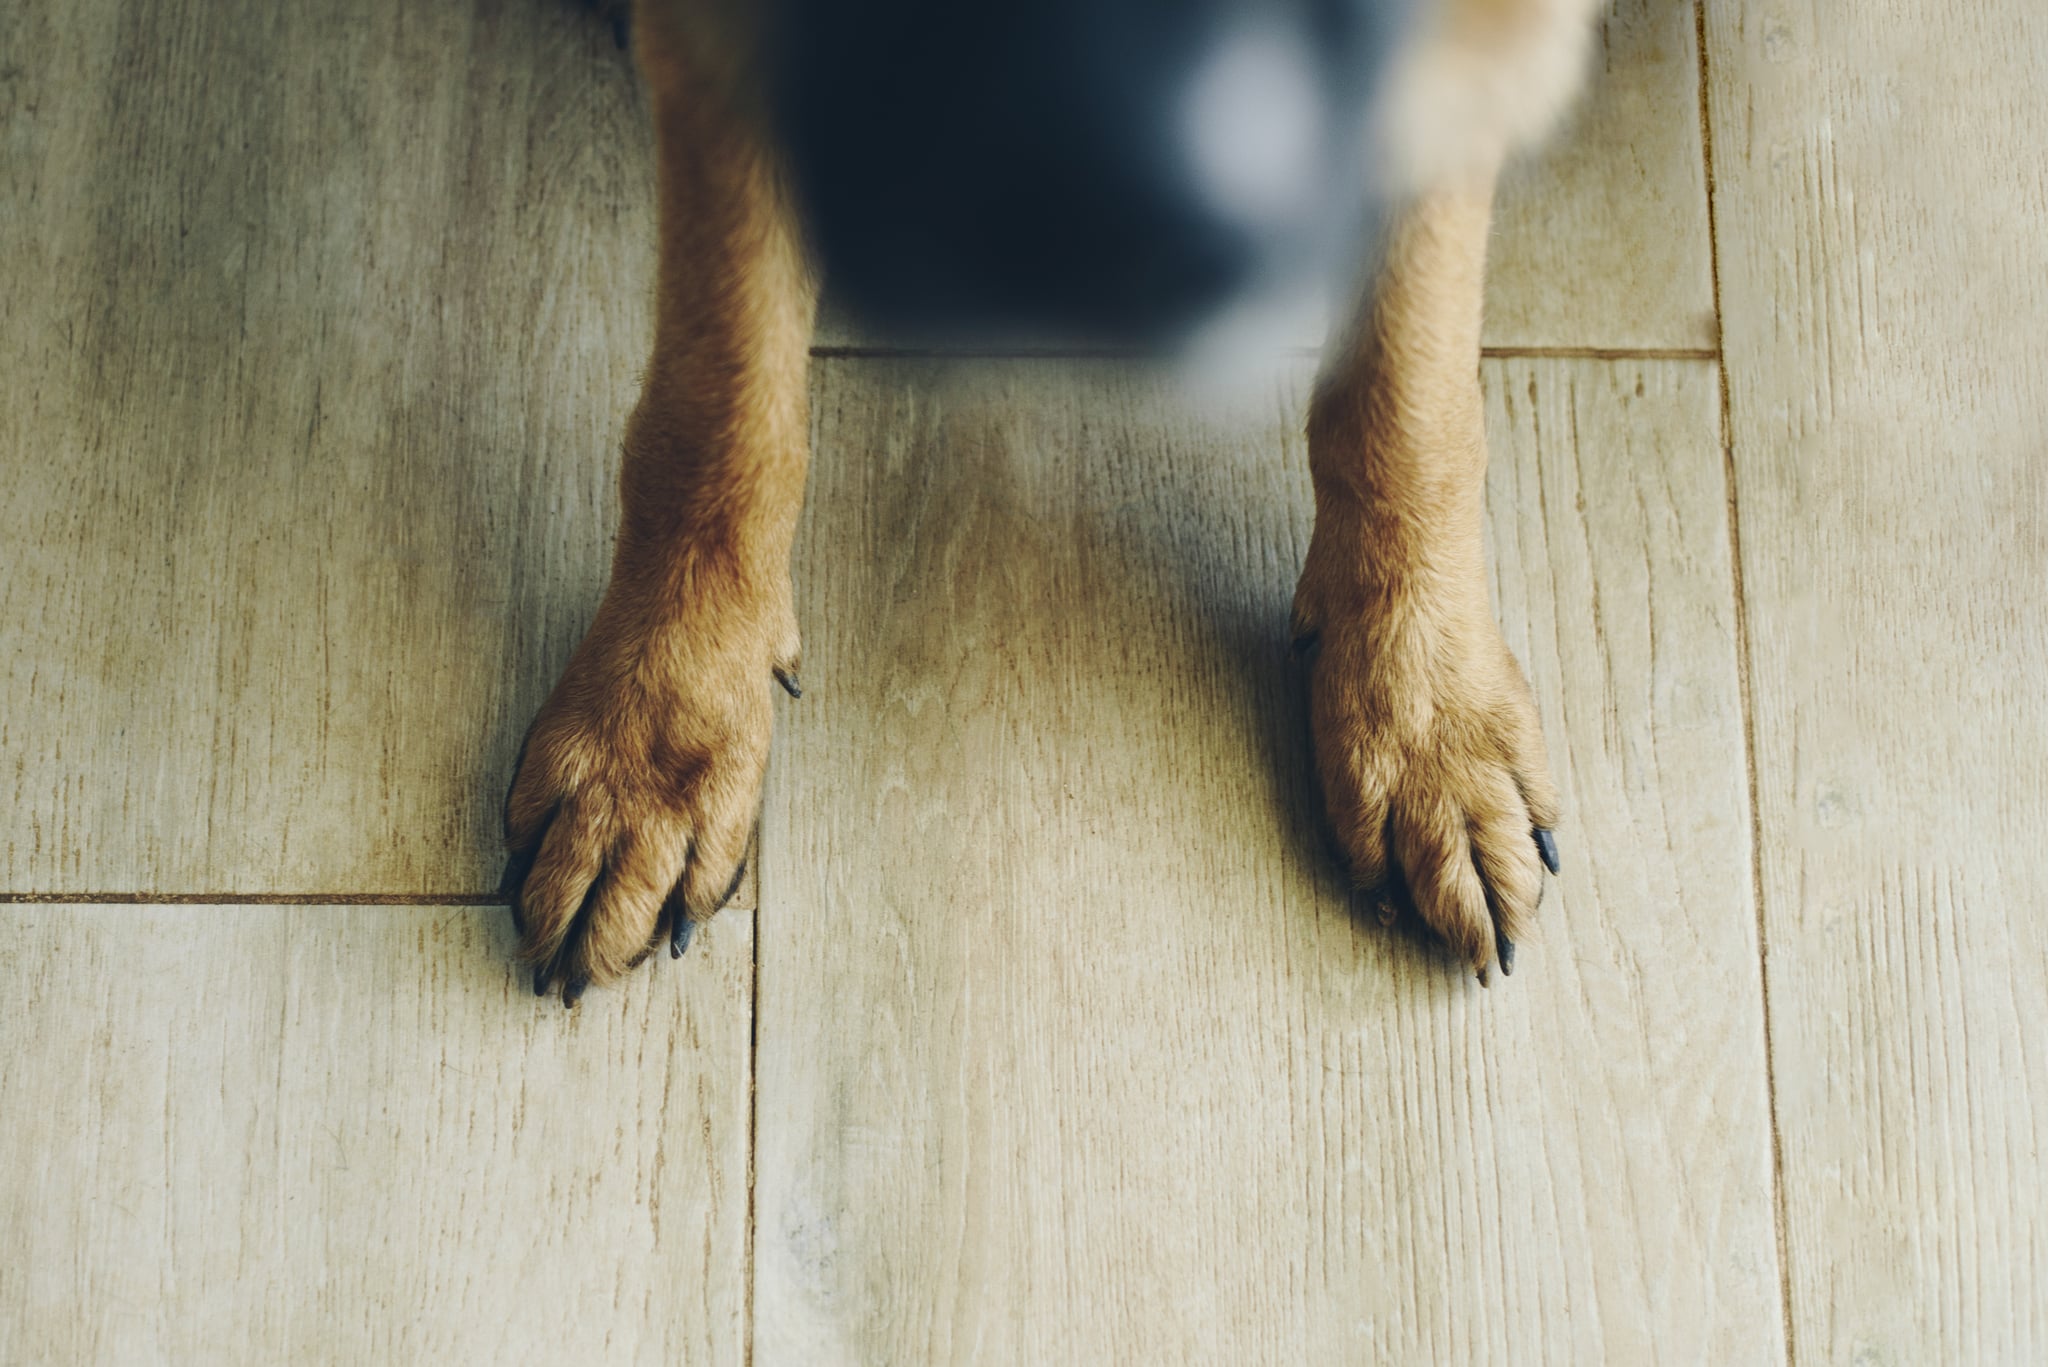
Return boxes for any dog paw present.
[1293,588,1560,981]
[503,589,796,1005]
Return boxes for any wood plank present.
[815,0,1716,353]
[0,0,693,898]
[0,0,1702,900]
[0,903,751,1364]
[753,356,1780,1363]
[1704,1,2048,1360]
[1487,0,1717,350]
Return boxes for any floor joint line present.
[1695,4,1798,1362]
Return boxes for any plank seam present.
[0,892,509,905]
[1696,3,1798,1363]
[744,854,762,1367]
[807,344,1722,362]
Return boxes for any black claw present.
[672,859,745,958]
[1498,933,1516,977]
[1476,963,1492,988]
[1534,827,1560,875]
[501,856,534,936]
[775,668,802,699]
[533,964,551,997]
[562,977,587,1008]
[1369,878,1415,929]
[718,860,748,912]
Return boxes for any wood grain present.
[17,0,2040,1358]
[752,356,1780,1363]
[0,0,1698,908]
[0,902,751,1365]
[1704,0,2048,1359]
[1486,0,1717,350]
[0,0,688,898]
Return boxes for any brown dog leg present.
[505,9,814,1003]
[1292,164,1561,980]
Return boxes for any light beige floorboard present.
[1486,0,1717,350]
[752,356,1780,1364]
[0,0,1701,905]
[0,0,663,896]
[0,903,751,1365]
[1704,1,2048,1360]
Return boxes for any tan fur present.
[503,5,814,1000]
[1294,160,1561,978]
[505,0,1595,998]
[1285,0,1595,979]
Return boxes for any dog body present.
[505,0,1601,1000]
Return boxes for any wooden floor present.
[2,1,2042,1362]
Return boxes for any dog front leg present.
[1293,166,1560,980]
[505,10,815,1003]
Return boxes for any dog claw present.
[1498,933,1516,976]
[562,977,587,1008]
[1534,827,1560,874]
[774,669,802,699]
[670,915,695,959]
[532,964,551,997]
